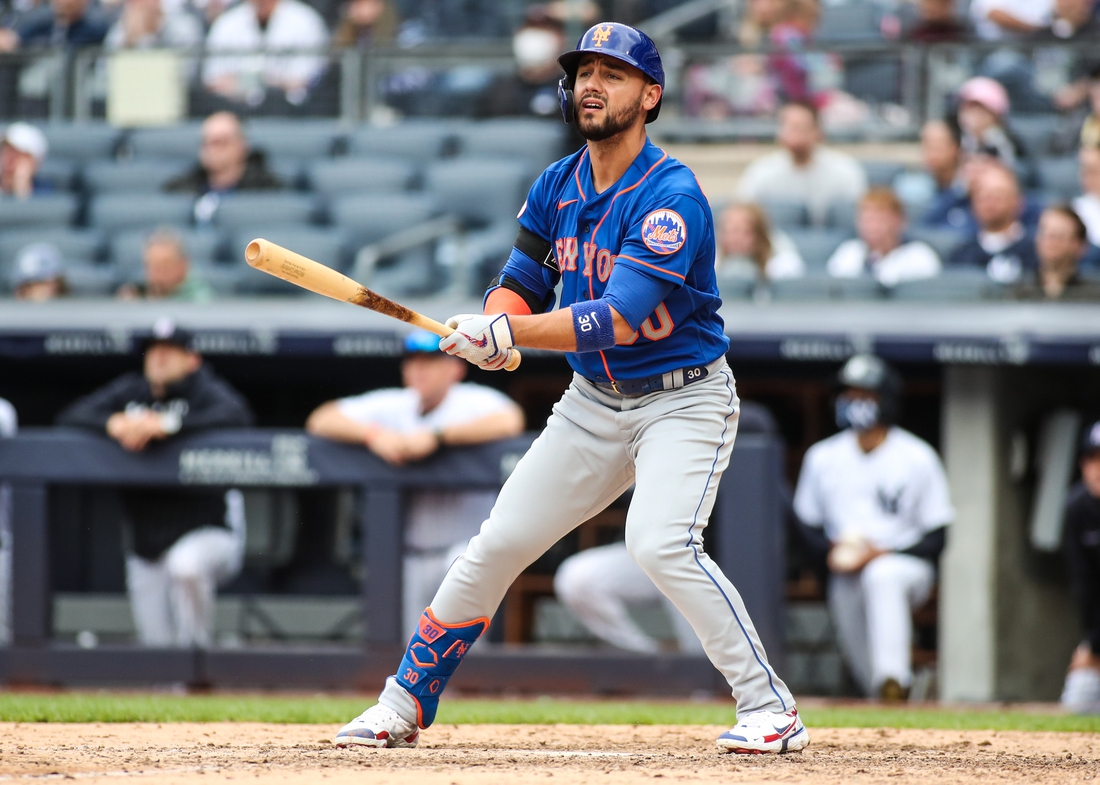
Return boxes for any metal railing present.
[1,38,1095,135]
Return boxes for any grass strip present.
[0,693,1096,732]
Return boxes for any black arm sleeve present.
[54,373,145,430]
[178,374,254,432]
[797,521,832,564]
[899,526,947,563]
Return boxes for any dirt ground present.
[0,722,1097,784]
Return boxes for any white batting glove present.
[440,314,514,369]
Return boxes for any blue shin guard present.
[395,609,489,728]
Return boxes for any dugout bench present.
[0,427,787,693]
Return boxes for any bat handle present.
[503,349,522,372]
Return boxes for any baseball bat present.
[244,238,521,371]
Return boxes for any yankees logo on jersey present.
[496,140,729,383]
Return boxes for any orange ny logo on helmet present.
[591,25,612,46]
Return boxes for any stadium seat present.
[331,193,439,246]
[268,158,304,190]
[89,194,194,232]
[862,160,906,188]
[0,194,79,228]
[64,261,119,297]
[191,260,239,296]
[110,228,223,271]
[816,1,880,41]
[832,277,885,300]
[308,158,416,195]
[455,120,566,169]
[825,201,857,231]
[424,158,531,227]
[347,123,460,161]
[41,123,120,162]
[1037,156,1080,201]
[768,274,836,301]
[0,228,103,266]
[213,193,319,232]
[83,160,190,194]
[907,226,967,261]
[715,274,755,301]
[246,123,341,160]
[234,258,310,296]
[786,228,851,270]
[126,124,204,159]
[760,199,808,229]
[890,268,1003,301]
[1009,115,1061,158]
[36,158,79,192]
[231,227,346,271]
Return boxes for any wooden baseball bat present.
[244,238,521,371]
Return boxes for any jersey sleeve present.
[793,446,826,528]
[336,390,402,424]
[914,447,954,531]
[603,194,707,328]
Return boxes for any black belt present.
[588,357,723,397]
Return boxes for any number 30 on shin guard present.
[396,610,489,727]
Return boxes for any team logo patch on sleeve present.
[641,209,686,255]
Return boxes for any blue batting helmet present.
[557,22,664,125]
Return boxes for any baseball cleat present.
[716,708,809,754]
[334,704,420,749]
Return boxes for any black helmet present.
[837,354,902,424]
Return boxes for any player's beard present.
[575,92,644,142]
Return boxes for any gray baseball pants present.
[381,361,794,719]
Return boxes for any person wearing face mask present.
[793,355,953,701]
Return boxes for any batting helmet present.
[837,354,902,424]
[557,22,665,125]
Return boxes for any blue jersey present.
[497,138,729,382]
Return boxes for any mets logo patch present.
[641,209,686,255]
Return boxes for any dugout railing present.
[0,427,786,691]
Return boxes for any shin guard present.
[395,609,489,728]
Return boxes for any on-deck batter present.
[335,22,808,755]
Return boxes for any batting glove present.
[441,313,515,370]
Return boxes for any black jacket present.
[1064,482,1100,655]
[163,150,283,195]
[56,365,254,560]
[948,232,1039,283]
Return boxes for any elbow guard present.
[486,273,555,315]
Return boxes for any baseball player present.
[335,23,808,755]
[793,355,953,700]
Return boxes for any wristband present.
[571,299,616,353]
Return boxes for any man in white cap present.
[1,122,49,199]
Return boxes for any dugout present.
[0,298,1097,700]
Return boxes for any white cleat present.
[716,708,809,754]
[334,704,420,749]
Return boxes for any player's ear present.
[642,82,661,114]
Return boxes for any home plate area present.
[0,723,1096,784]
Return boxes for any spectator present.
[827,188,942,286]
[164,112,282,223]
[1080,68,1100,149]
[333,0,396,47]
[116,228,214,302]
[0,397,15,645]
[1038,0,1100,39]
[737,0,791,47]
[56,318,254,648]
[305,329,524,640]
[948,163,1038,283]
[955,77,1023,170]
[913,119,971,230]
[0,122,48,199]
[0,0,110,51]
[904,0,968,43]
[553,401,780,656]
[103,0,202,51]
[969,0,1053,39]
[476,10,568,121]
[202,0,329,107]
[9,243,67,301]
[1074,145,1100,246]
[736,100,868,226]
[1015,206,1100,300]
[794,354,952,701]
[715,202,805,280]
[1061,421,1100,714]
